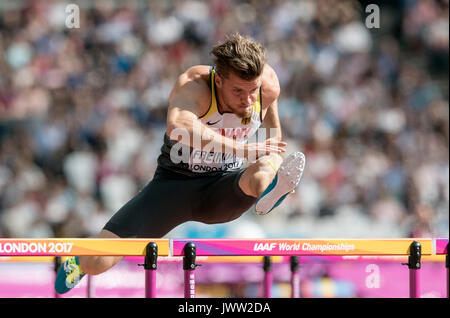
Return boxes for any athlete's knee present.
[79,255,122,276]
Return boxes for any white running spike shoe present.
[255,151,306,215]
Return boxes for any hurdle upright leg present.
[183,242,198,298]
[87,275,92,298]
[446,243,449,298]
[290,256,300,298]
[143,242,158,298]
[406,241,421,298]
[54,256,61,298]
[263,256,272,298]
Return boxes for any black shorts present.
[103,166,257,238]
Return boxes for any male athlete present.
[55,33,305,294]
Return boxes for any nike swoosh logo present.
[206,119,221,125]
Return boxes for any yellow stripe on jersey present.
[254,91,261,114]
[201,68,218,119]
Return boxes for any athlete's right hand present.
[240,138,287,160]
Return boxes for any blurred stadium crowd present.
[0,0,448,239]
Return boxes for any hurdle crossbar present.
[0,238,437,257]
[0,238,447,299]
[0,239,170,256]
[172,238,433,256]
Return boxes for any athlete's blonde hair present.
[210,33,267,81]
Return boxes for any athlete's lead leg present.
[239,152,306,215]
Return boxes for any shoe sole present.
[255,152,305,215]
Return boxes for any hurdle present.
[172,238,434,298]
[0,238,170,298]
[435,238,449,298]
[0,238,447,298]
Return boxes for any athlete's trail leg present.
[238,153,283,198]
[78,229,124,275]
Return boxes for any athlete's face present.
[215,71,262,118]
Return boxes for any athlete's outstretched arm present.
[166,70,285,158]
